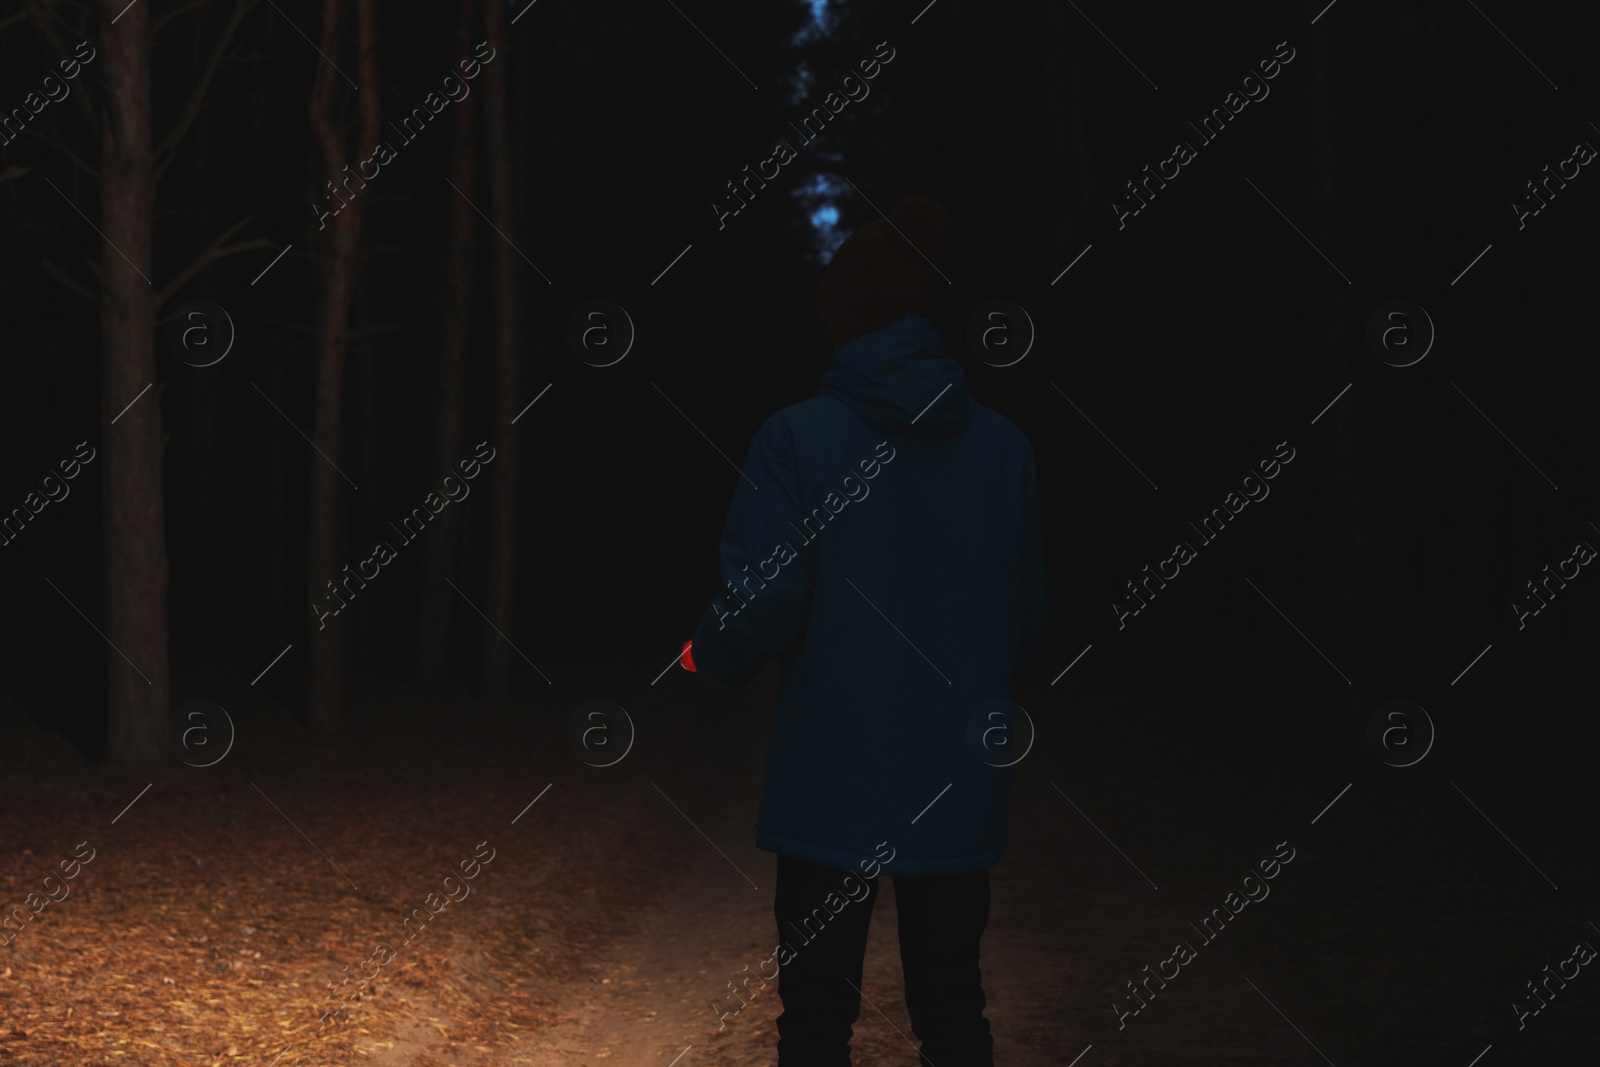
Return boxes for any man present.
[684,195,1047,1067]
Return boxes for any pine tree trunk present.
[416,0,479,685]
[1303,7,1376,688]
[186,0,218,657]
[266,355,288,644]
[99,0,170,763]
[478,0,519,706]
[306,0,379,730]
[1045,5,1106,644]
[353,284,380,662]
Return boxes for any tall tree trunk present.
[188,3,218,654]
[578,106,634,656]
[353,278,380,662]
[478,0,519,705]
[188,372,218,650]
[1303,7,1376,691]
[99,0,170,762]
[416,0,479,685]
[1045,5,1105,645]
[266,354,288,645]
[306,0,379,730]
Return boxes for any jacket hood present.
[817,314,976,438]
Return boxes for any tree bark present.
[306,0,379,730]
[265,354,288,644]
[353,275,381,661]
[1045,4,1105,645]
[1303,6,1377,690]
[99,0,170,763]
[478,0,519,705]
[188,2,218,653]
[416,0,479,685]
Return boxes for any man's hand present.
[682,638,739,691]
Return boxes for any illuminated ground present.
[1,649,1593,1066]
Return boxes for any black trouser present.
[773,852,994,1067]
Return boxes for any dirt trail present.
[505,779,1065,1067]
[501,659,1070,1067]
[5,655,1593,1067]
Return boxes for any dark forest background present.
[1,0,1595,855]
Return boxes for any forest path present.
[5,650,1587,1067]
[508,755,1066,1067]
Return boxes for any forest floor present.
[1,644,1596,1067]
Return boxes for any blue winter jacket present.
[690,313,1047,877]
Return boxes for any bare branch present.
[158,239,277,309]
[24,126,100,180]
[152,0,209,36]
[157,215,275,308]
[58,139,99,180]
[153,0,261,182]
[26,0,98,131]
[41,257,97,302]
[1,10,30,32]
[0,164,31,183]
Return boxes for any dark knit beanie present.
[817,195,950,348]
